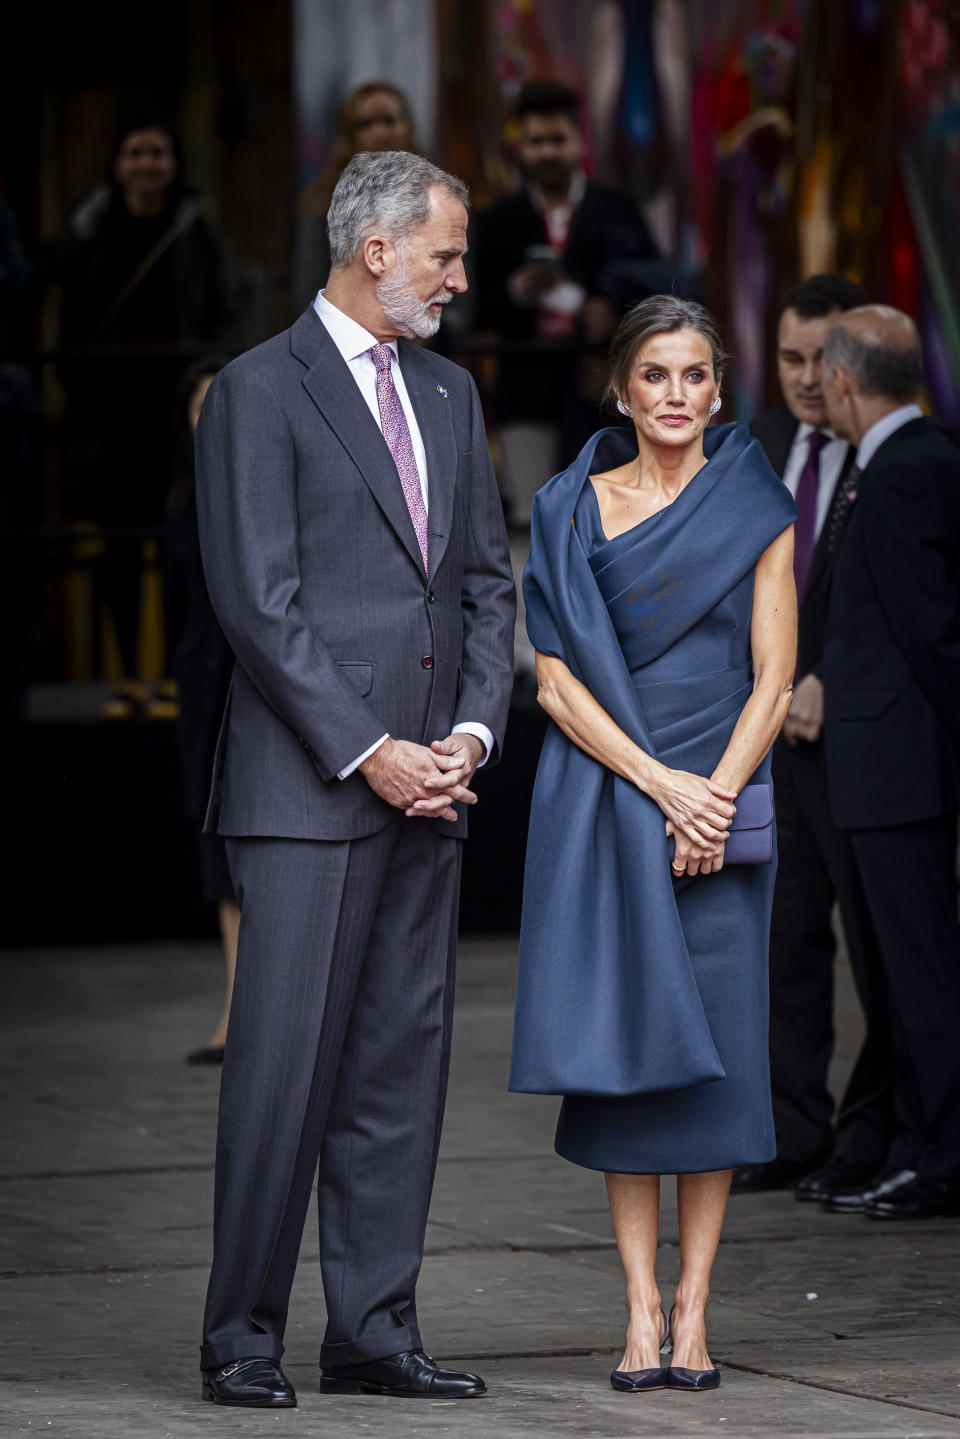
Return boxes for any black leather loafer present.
[731,1151,829,1194]
[867,1175,960,1220]
[821,1165,916,1214]
[187,1045,225,1065]
[320,1349,486,1398]
[795,1160,879,1203]
[666,1365,721,1391]
[201,1357,296,1406]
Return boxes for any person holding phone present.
[474,81,658,523]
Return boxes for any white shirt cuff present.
[337,733,389,781]
[451,722,494,768]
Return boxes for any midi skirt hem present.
[555,1139,777,1176]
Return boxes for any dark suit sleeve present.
[748,409,797,479]
[452,376,517,765]
[194,363,390,781]
[861,461,960,748]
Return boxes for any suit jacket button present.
[427,589,436,603]
[421,655,434,670]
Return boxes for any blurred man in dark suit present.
[474,80,658,522]
[733,274,897,1201]
[821,305,960,1220]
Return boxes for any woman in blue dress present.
[511,297,797,1392]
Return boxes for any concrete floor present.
[2,936,959,1439]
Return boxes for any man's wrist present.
[338,734,389,781]
[451,722,493,767]
[357,736,392,775]
[457,733,485,767]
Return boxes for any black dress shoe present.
[201,1357,296,1406]
[187,1045,225,1065]
[821,1165,916,1214]
[731,1152,828,1194]
[666,1365,721,1391]
[795,1159,880,1203]
[867,1175,960,1220]
[320,1349,486,1398]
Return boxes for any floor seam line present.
[717,1359,960,1420]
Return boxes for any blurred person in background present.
[733,274,897,1203]
[0,192,37,723]
[165,356,237,1065]
[474,79,659,525]
[820,305,960,1221]
[293,82,418,314]
[58,118,232,716]
[0,193,33,519]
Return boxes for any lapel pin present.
[436,385,448,398]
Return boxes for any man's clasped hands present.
[359,734,485,823]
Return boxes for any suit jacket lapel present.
[396,340,457,578]
[292,311,427,580]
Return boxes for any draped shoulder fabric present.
[510,422,797,1098]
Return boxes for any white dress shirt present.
[781,422,849,541]
[314,289,429,509]
[313,290,494,779]
[855,403,924,472]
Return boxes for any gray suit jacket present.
[195,305,516,841]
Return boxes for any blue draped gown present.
[510,423,797,1174]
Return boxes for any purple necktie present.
[793,429,829,600]
[369,343,428,571]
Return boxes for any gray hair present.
[327,151,469,269]
[606,295,728,407]
[823,322,923,402]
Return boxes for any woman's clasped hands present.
[651,767,737,878]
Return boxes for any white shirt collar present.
[527,169,587,214]
[794,420,842,446]
[856,403,924,471]
[314,289,398,365]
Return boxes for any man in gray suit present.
[195,151,515,1407]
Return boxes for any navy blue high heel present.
[664,1305,721,1391]
[609,1308,670,1393]
[665,1365,721,1391]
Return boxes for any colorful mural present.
[435,0,958,420]
[292,0,958,419]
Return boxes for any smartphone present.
[523,244,564,270]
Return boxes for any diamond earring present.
[616,399,632,417]
[710,396,722,416]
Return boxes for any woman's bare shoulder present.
[588,461,634,486]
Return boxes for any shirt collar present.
[314,289,398,364]
[526,169,587,214]
[856,404,924,470]
[795,420,842,446]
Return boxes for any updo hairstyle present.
[606,296,728,411]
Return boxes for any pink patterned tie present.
[369,343,429,571]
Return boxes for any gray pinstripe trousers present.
[200,817,462,1370]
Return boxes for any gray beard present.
[376,256,447,339]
